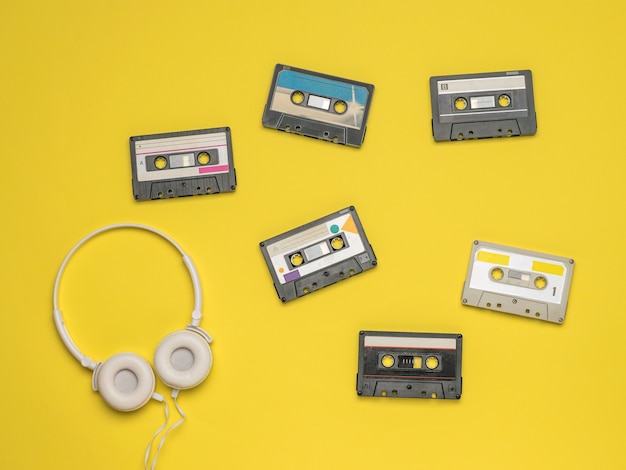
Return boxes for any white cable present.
[149,389,187,470]
[52,223,204,369]
[144,395,170,470]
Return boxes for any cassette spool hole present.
[290,253,304,267]
[490,267,504,281]
[534,276,547,289]
[291,91,305,105]
[330,237,344,251]
[197,152,211,165]
[425,356,439,370]
[333,100,347,114]
[454,97,468,110]
[498,94,511,107]
[381,354,394,368]
[154,156,167,170]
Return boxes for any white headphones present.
[53,223,213,412]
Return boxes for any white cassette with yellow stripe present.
[462,241,574,324]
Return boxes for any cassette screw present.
[512,299,517,304]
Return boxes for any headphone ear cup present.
[95,352,155,412]
[154,330,212,390]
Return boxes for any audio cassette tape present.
[259,206,377,302]
[430,70,537,141]
[356,331,462,400]
[262,64,374,147]
[462,241,574,323]
[130,127,236,201]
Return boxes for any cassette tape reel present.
[430,70,537,141]
[259,206,377,302]
[262,64,374,147]
[130,127,236,201]
[462,241,574,323]
[356,331,463,400]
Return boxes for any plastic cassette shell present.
[130,127,236,201]
[462,241,574,324]
[259,206,377,302]
[357,331,463,400]
[262,64,374,147]
[430,70,537,141]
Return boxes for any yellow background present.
[1,1,625,468]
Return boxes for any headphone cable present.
[145,389,187,470]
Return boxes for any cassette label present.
[356,331,462,400]
[130,127,236,201]
[260,206,377,302]
[462,241,574,323]
[262,64,374,147]
[430,70,537,141]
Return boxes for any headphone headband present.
[52,223,203,370]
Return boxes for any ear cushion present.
[154,330,212,390]
[96,352,155,412]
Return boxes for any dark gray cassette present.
[357,331,462,399]
[259,206,377,302]
[130,127,236,201]
[262,64,374,148]
[430,70,537,141]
